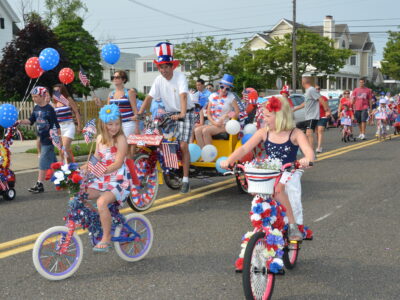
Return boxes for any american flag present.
[79,66,90,87]
[52,90,69,106]
[161,142,179,169]
[49,127,62,151]
[88,155,107,178]
[82,119,97,144]
[0,175,8,190]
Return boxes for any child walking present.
[83,104,131,252]
[220,96,314,240]
[19,86,60,193]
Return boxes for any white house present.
[0,0,20,58]
[247,15,376,91]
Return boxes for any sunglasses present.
[111,75,123,80]
[220,85,231,91]
[344,92,350,94]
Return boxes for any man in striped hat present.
[137,42,195,194]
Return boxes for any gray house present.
[0,0,20,58]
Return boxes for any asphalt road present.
[0,126,399,300]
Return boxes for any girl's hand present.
[220,160,231,170]
[299,158,311,168]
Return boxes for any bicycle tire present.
[114,213,153,262]
[32,226,83,280]
[283,240,300,269]
[127,153,159,212]
[234,165,248,194]
[163,169,182,190]
[242,231,275,300]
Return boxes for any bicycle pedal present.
[303,236,313,241]
[274,269,285,276]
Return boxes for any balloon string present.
[21,78,32,103]
[22,76,41,104]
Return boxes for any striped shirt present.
[109,88,134,123]
[54,105,73,123]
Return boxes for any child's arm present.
[104,135,128,174]
[221,129,265,168]
[293,129,315,167]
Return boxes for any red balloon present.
[59,68,75,84]
[25,57,44,79]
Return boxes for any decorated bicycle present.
[32,110,153,280]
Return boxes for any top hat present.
[153,42,180,69]
[219,74,234,87]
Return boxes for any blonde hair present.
[98,117,124,146]
[265,97,295,133]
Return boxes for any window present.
[350,55,357,66]
[143,86,151,94]
[125,70,130,81]
[143,62,158,72]
[0,18,4,29]
[181,61,197,72]
[368,55,373,68]
[341,40,346,48]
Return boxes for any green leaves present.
[382,31,400,80]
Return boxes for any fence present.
[0,100,107,129]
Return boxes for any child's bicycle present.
[232,161,313,300]
[375,114,391,141]
[340,117,356,142]
[32,174,154,280]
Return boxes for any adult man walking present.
[137,42,195,193]
[294,77,329,149]
[351,78,372,140]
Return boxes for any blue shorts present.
[39,144,57,170]
[317,118,328,127]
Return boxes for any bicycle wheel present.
[32,226,83,280]
[163,168,182,190]
[114,213,153,262]
[127,153,159,212]
[234,164,248,194]
[283,240,300,270]
[242,231,275,300]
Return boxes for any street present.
[0,127,399,300]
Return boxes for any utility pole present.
[292,0,297,93]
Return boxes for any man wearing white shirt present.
[137,42,195,193]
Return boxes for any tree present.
[174,36,232,86]
[381,31,400,81]
[229,30,352,91]
[0,16,69,100]
[53,17,109,96]
[44,0,87,27]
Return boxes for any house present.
[95,52,140,99]
[247,16,376,91]
[0,0,20,58]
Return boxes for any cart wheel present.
[4,188,15,201]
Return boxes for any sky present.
[8,0,400,61]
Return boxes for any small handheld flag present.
[88,155,106,178]
[82,119,97,144]
[79,66,90,87]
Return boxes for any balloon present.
[216,156,228,174]
[25,57,44,79]
[59,68,74,84]
[201,144,218,162]
[242,133,253,144]
[225,119,240,135]
[243,123,257,135]
[188,143,201,163]
[39,48,60,71]
[0,104,18,128]
[101,43,120,65]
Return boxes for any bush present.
[16,126,37,140]
[26,142,95,156]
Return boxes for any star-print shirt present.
[29,104,60,145]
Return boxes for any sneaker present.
[28,182,44,193]
[386,125,390,131]
[180,182,190,194]
[288,224,303,241]
[357,134,363,139]
[316,147,323,153]
[361,134,366,140]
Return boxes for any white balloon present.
[225,120,241,135]
[201,144,218,162]
[243,123,257,135]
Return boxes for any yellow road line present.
[316,138,377,159]
[0,183,236,259]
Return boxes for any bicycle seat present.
[212,132,230,140]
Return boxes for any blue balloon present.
[189,143,201,163]
[0,104,18,128]
[39,48,60,71]
[242,133,253,144]
[216,156,229,174]
[101,44,120,65]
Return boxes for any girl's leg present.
[61,136,73,163]
[194,125,207,148]
[95,191,117,247]
[202,125,226,146]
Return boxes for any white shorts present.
[60,121,75,139]
[122,121,137,137]
[280,170,304,225]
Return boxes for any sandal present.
[288,224,303,241]
[93,241,113,253]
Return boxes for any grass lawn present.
[26,141,95,156]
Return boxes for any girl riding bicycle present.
[340,104,355,142]
[82,104,131,252]
[220,96,314,241]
